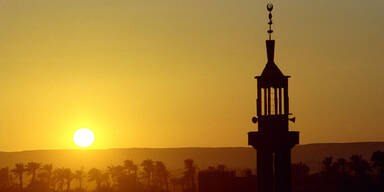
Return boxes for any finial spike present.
[267,3,274,40]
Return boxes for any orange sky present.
[0,0,383,151]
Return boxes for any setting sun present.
[73,128,95,147]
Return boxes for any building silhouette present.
[198,168,256,192]
[248,3,299,192]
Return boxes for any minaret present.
[248,3,299,192]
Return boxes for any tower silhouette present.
[248,4,299,192]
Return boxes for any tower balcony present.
[248,131,299,150]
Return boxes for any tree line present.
[0,158,198,192]
[292,150,384,192]
[0,150,383,192]
[196,150,384,192]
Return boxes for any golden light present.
[73,128,95,147]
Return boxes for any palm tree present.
[124,160,138,178]
[88,168,103,190]
[335,158,348,176]
[74,168,85,191]
[62,168,74,192]
[12,163,25,191]
[53,168,66,192]
[141,159,154,187]
[107,165,125,186]
[291,162,310,181]
[100,172,111,189]
[349,155,371,177]
[371,150,384,178]
[38,164,53,190]
[154,161,169,191]
[26,162,41,184]
[321,156,335,176]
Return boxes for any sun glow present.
[73,128,95,147]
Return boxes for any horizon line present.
[1,141,383,153]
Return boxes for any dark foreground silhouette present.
[199,150,384,192]
[0,151,382,192]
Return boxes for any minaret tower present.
[248,3,299,192]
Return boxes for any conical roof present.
[255,40,288,87]
[260,62,284,79]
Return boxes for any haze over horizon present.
[0,0,383,151]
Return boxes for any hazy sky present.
[0,0,383,151]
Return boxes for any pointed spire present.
[266,3,275,63]
[258,2,285,82]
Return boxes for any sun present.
[73,128,95,147]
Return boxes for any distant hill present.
[0,142,383,175]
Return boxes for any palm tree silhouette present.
[88,168,103,190]
[124,160,138,180]
[53,168,66,192]
[141,159,154,187]
[335,158,348,176]
[11,163,25,191]
[349,155,371,177]
[74,168,85,191]
[26,162,41,185]
[62,168,74,192]
[154,161,169,191]
[38,164,53,190]
[321,156,335,176]
[100,172,111,189]
[107,165,125,186]
[291,162,310,180]
[371,150,384,178]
